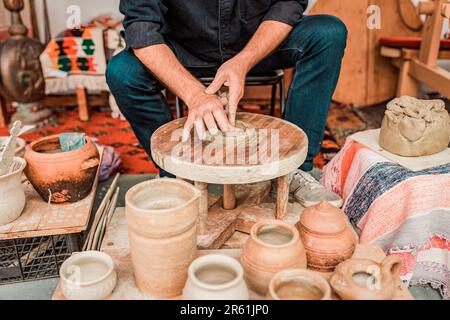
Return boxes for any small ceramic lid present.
[299,201,348,234]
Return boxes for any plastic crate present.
[0,233,81,285]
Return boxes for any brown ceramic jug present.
[330,255,403,300]
[241,220,307,295]
[24,134,99,203]
[126,178,200,298]
[296,201,357,272]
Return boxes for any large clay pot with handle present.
[330,255,403,300]
[126,178,200,298]
[241,220,307,295]
[296,201,357,272]
[24,134,99,203]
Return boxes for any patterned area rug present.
[0,107,340,174]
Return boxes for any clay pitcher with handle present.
[330,255,403,300]
[126,178,200,298]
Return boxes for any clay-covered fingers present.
[203,112,219,136]
[182,115,195,142]
[194,117,207,140]
[205,73,226,95]
[212,107,233,132]
[227,78,243,125]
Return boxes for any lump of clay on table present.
[205,120,257,144]
[379,96,450,157]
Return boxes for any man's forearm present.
[236,20,293,71]
[133,44,204,105]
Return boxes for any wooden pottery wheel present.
[151,113,308,249]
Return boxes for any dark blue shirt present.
[120,0,308,64]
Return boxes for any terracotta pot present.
[126,178,200,298]
[0,136,26,157]
[267,269,331,300]
[241,220,307,295]
[0,157,26,226]
[59,251,117,300]
[330,255,402,300]
[24,134,99,203]
[182,254,249,300]
[296,201,357,272]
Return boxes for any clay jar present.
[297,201,357,272]
[0,157,26,226]
[330,256,402,300]
[0,136,26,157]
[24,134,99,203]
[182,254,249,300]
[125,178,200,298]
[268,269,331,300]
[241,220,307,295]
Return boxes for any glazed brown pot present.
[24,134,100,203]
[126,178,200,298]
[267,269,331,300]
[241,220,307,295]
[330,256,402,300]
[296,201,357,272]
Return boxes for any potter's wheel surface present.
[151,113,308,184]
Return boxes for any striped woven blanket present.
[322,131,450,299]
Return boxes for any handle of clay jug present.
[80,157,100,170]
[382,255,402,279]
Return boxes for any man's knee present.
[313,15,348,52]
[106,50,159,99]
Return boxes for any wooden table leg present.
[195,181,208,235]
[223,184,236,210]
[77,86,90,121]
[0,97,9,128]
[276,175,289,220]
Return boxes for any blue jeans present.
[107,15,347,177]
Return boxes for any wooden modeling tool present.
[0,121,22,176]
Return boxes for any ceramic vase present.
[267,269,331,300]
[330,256,402,300]
[182,254,249,300]
[24,134,99,203]
[0,157,26,226]
[296,201,357,272]
[59,251,117,300]
[126,178,200,298]
[241,220,307,295]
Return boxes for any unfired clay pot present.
[296,201,357,272]
[241,220,307,295]
[0,157,26,226]
[126,178,200,298]
[267,269,331,300]
[182,254,249,300]
[24,134,100,203]
[330,255,402,300]
[379,96,450,157]
[59,251,117,300]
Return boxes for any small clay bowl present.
[268,269,331,300]
[0,136,26,157]
[60,251,117,300]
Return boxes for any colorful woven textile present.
[40,27,108,94]
[322,130,450,299]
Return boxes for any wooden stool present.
[151,112,308,249]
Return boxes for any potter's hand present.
[205,56,250,125]
[183,92,232,141]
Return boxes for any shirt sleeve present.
[119,0,167,50]
[263,0,308,26]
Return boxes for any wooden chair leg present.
[175,97,184,119]
[77,86,90,121]
[397,59,420,97]
[0,97,9,128]
[270,84,277,116]
[280,78,286,118]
